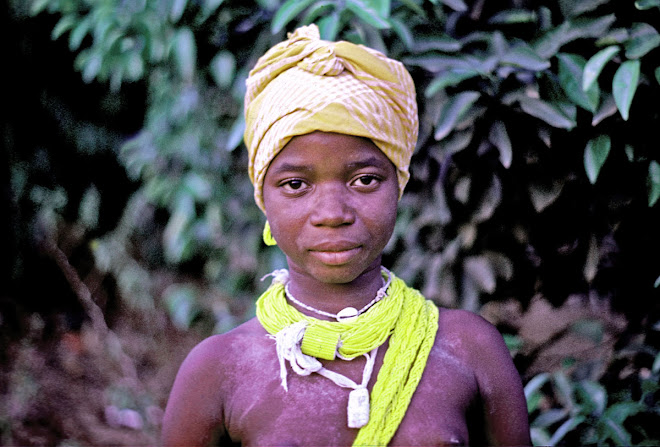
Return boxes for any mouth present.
[308,245,362,266]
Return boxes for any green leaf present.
[301,1,335,25]
[200,0,225,21]
[530,427,551,447]
[533,23,571,59]
[552,371,575,408]
[648,160,660,207]
[399,0,426,15]
[524,373,550,400]
[529,181,564,212]
[501,43,551,71]
[605,401,644,424]
[69,16,91,51]
[656,66,660,85]
[464,256,496,293]
[652,351,660,373]
[583,46,619,91]
[256,0,279,9]
[625,23,660,59]
[526,391,542,413]
[210,51,236,88]
[561,0,609,17]
[370,0,391,19]
[317,12,341,41]
[597,28,630,46]
[52,14,77,40]
[655,275,660,288]
[576,381,607,415]
[625,144,635,162]
[271,0,316,34]
[414,36,462,53]
[641,377,660,396]
[424,70,479,97]
[440,0,468,12]
[434,91,481,140]
[404,54,477,74]
[81,52,103,83]
[584,135,611,184]
[636,0,660,9]
[346,0,391,29]
[225,112,245,151]
[518,97,576,129]
[534,15,616,59]
[613,60,640,121]
[389,17,414,51]
[173,27,197,81]
[601,417,632,445]
[30,0,50,16]
[548,415,585,446]
[489,121,512,168]
[164,284,201,330]
[124,51,145,81]
[592,93,617,126]
[571,319,604,343]
[488,9,537,24]
[558,53,599,112]
[533,409,568,428]
[79,186,100,229]
[170,0,188,23]
[502,334,523,353]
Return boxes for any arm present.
[161,336,227,447]
[464,312,531,446]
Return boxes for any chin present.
[300,264,363,285]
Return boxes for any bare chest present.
[220,340,479,446]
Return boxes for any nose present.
[309,183,355,227]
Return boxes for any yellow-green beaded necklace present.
[256,268,439,446]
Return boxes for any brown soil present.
[1,293,629,446]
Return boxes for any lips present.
[308,242,362,266]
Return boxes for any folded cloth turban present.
[244,24,418,212]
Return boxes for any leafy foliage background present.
[2,0,660,445]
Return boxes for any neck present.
[285,263,385,320]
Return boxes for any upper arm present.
[161,336,228,447]
[462,312,531,446]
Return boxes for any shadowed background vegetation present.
[2,0,660,445]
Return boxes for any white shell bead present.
[336,306,359,322]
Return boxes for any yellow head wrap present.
[244,24,419,212]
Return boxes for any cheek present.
[366,194,398,245]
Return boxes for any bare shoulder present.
[436,308,506,351]
[434,308,517,383]
[179,318,266,372]
[161,318,268,446]
[435,308,531,445]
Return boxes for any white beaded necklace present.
[283,267,393,322]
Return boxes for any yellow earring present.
[263,221,277,246]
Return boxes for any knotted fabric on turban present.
[244,24,418,212]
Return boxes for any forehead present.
[268,131,394,172]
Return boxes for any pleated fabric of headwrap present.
[244,24,418,212]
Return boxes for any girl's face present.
[263,131,399,286]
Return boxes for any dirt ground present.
[0,291,630,446]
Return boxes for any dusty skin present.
[162,309,530,446]
[162,133,531,446]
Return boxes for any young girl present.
[162,25,531,446]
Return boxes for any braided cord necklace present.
[256,268,439,446]
[284,269,392,322]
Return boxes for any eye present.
[281,179,307,192]
[353,175,380,188]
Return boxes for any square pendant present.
[347,388,370,428]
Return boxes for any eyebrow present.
[347,156,392,170]
[270,156,392,175]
